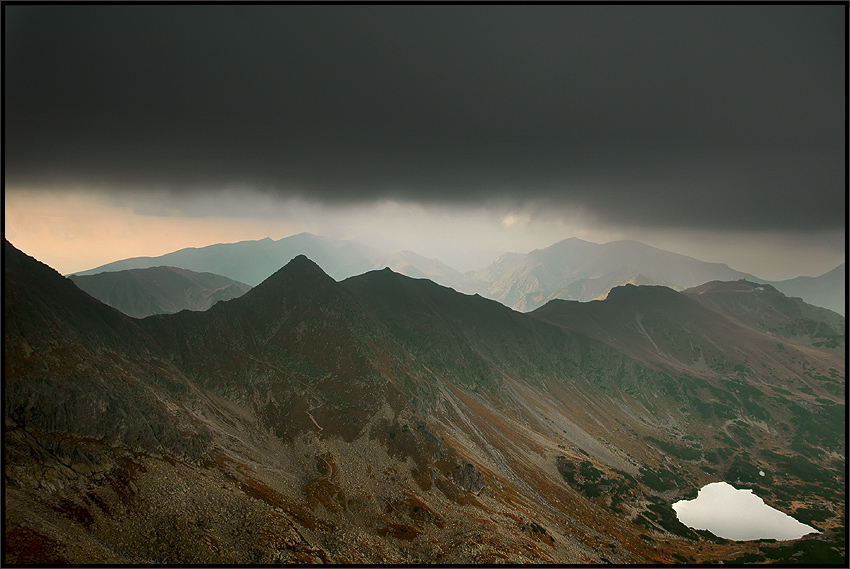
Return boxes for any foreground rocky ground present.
[4,241,845,564]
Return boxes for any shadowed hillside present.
[69,266,251,318]
[5,240,845,564]
[683,280,844,351]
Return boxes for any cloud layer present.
[5,5,845,233]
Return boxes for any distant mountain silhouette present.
[367,250,467,291]
[531,281,844,374]
[768,263,845,316]
[69,266,251,318]
[464,238,760,311]
[72,234,843,317]
[71,233,379,285]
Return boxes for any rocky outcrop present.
[452,462,485,494]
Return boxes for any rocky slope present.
[69,266,252,318]
[4,239,845,564]
[683,280,845,351]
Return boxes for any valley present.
[4,239,845,564]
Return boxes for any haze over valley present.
[69,233,845,318]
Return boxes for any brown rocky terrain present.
[4,239,845,564]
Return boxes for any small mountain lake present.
[672,481,819,541]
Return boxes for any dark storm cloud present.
[4,4,845,231]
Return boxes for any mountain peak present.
[241,254,336,299]
[211,253,345,321]
[604,283,683,304]
[277,254,331,278]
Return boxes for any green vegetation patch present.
[760,450,842,492]
[790,437,824,459]
[643,500,699,540]
[731,552,766,563]
[726,457,769,485]
[639,466,680,492]
[555,458,637,510]
[789,402,846,451]
[792,507,832,528]
[703,451,719,464]
[752,538,846,565]
[694,528,728,544]
[697,401,736,420]
[728,421,756,447]
[644,436,702,461]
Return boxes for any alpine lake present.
[672,481,818,541]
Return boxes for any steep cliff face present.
[4,240,845,564]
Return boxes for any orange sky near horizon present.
[4,191,303,275]
[4,189,844,282]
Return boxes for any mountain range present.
[71,233,379,285]
[769,263,846,316]
[5,238,845,564]
[463,238,759,311]
[71,233,845,317]
[68,266,252,318]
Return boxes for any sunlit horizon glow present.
[4,190,305,275]
[4,187,844,281]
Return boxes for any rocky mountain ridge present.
[682,280,845,351]
[4,239,845,564]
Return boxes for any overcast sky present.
[4,5,845,279]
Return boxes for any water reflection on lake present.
[672,481,818,541]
